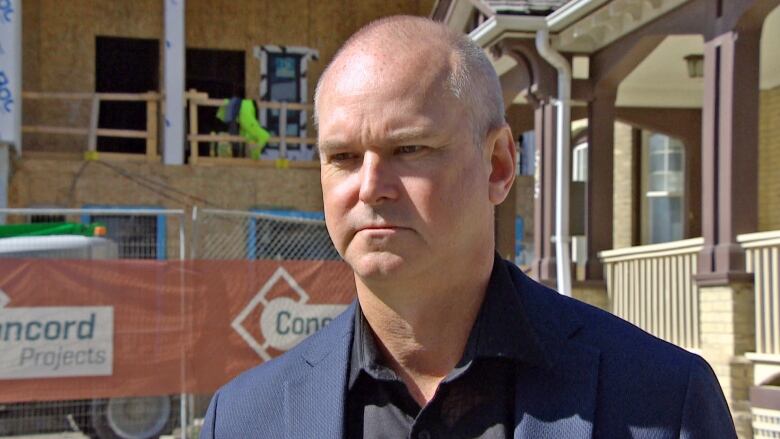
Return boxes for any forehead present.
[316,46,464,139]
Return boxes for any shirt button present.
[418,430,431,439]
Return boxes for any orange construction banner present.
[0,259,356,403]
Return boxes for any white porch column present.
[0,0,21,222]
[163,0,185,165]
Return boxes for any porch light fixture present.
[684,54,704,78]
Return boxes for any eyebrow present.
[317,140,348,154]
[318,126,437,153]
[384,127,436,145]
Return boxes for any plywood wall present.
[21,0,434,153]
[9,157,324,212]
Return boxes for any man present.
[202,16,736,438]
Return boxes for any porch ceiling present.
[618,6,780,108]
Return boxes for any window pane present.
[649,196,683,243]
[649,152,666,172]
[667,172,683,193]
[642,131,686,245]
[668,152,683,172]
[268,54,300,102]
[648,134,667,154]
[650,172,667,192]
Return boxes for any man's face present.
[317,46,495,283]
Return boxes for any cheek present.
[322,176,358,246]
[406,167,471,223]
[419,161,488,227]
[322,176,358,215]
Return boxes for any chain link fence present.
[0,206,343,438]
[0,208,186,439]
[187,207,343,429]
[190,207,339,261]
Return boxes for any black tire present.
[87,395,178,439]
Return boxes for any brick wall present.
[699,283,756,438]
[613,121,634,249]
[759,85,780,231]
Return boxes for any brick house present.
[433,0,780,436]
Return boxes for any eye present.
[327,152,360,164]
[395,145,425,155]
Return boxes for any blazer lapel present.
[284,302,355,439]
[513,339,600,438]
[506,265,601,439]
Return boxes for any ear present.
[486,124,517,205]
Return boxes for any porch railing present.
[739,230,780,357]
[21,91,160,160]
[185,90,318,167]
[600,238,704,350]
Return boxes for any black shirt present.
[345,256,547,439]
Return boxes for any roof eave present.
[469,14,547,48]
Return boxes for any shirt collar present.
[348,254,546,390]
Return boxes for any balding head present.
[314,15,505,147]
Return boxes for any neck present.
[355,252,494,405]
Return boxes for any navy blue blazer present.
[201,259,736,438]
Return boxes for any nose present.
[358,152,399,205]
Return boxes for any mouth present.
[357,225,407,233]
[359,225,399,231]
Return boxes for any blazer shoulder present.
[221,301,354,396]
[502,262,734,436]
[510,264,694,362]
[507,263,701,388]
[201,303,356,437]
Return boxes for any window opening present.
[185,47,246,159]
[253,46,319,161]
[518,131,536,176]
[571,141,588,266]
[572,142,588,182]
[81,206,166,260]
[641,132,685,244]
[95,37,160,154]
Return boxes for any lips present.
[358,225,401,231]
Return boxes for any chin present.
[346,251,410,280]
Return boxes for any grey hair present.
[313,16,505,148]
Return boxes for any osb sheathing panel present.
[22,0,41,91]
[26,0,433,153]
[10,158,324,212]
[28,0,162,153]
[22,0,42,150]
[38,0,162,93]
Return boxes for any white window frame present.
[253,45,319,160]
[641,132,686,244]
